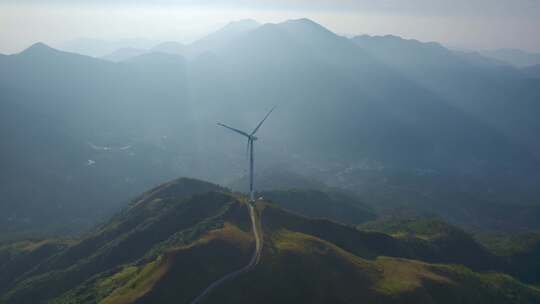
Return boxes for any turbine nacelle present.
[217,106,275,141]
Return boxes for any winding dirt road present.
[190,203,263,304]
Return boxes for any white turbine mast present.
[218,106,276,202]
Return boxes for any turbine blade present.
[251,106,276,136]
[217,123,250,138]
[246,139,250,159]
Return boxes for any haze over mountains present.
[57,38,158,58]
[1,18,540,237]
[2,17,540,303]
[479,49,540,68]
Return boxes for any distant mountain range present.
[480,49,540,68]
[523,64,540,78]
[56,38,158,58]
[1,178,539,303]
[98,20,260,62]
[1,18,540,236]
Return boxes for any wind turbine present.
[218,106,276,202]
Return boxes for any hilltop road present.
[190,203,263,304]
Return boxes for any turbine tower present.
[218,106,276,202]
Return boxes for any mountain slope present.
[480,49,540,67]
[478,233,540,285]
[523,64,540,78]
[101,47,147,62]
[203,206,539,304]
[197,19,525,169]
[3,19,540,238]
[206,231,539,304]
[0,43,192,234]
[2,178,539,303]
[151,41,185,55]
[188,19,260,56]
[0,178,238,303]
[261,189,375,225]
[57,38,156,58]
[0,88,95,235]
[351,35,540,162]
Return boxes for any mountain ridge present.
[1,177,540,303]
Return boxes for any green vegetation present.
[205,221,540,304]
[0,178,239,303]
[360,215,462,239]
[476,232,540,285]
[2,178,540,303]
[100,258,168,304]
[375,257,451,295]
[261,189,375,225]
[477,233,540,256]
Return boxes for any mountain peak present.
[282,18,326,29]
[248,18,338,44]
[276,18,337,38]
[128,177,226,209]
[286,18,319,26]
[21,42,56,55]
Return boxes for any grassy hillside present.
[2,178,539,303]
[261,189,376,225]
[0,178,240,303]
[204,225,540,304]
[53,222,253,304]
[477,233,540,285]
[0,239,73,292]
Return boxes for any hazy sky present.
[1,0,539,54]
